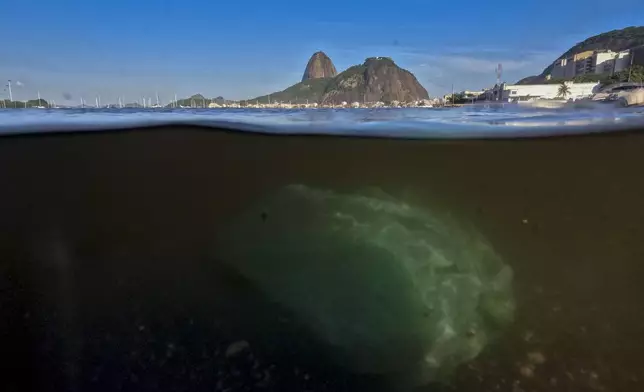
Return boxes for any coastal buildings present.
[485,81,600,102]
[550,48,637,79]
[461,90,485,100]
[442,90,485,103]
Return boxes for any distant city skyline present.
[2,0,644,104]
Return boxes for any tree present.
[572,73,604,83]
[446,93,466,104]
[557,82,571,99]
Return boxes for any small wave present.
[1,105,644,138]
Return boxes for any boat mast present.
[6,80,12,101]
[451,83,454,106]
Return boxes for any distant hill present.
[515,75,543,85]
[168,94,228,108]
[240,78,331,105]
[244,55,428,105]
[1,99,49,108]
[517,26,644,84]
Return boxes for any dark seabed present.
[1,123,644,392]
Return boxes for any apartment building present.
[573,51,596,75]
[551,57,575,79]
[550,49,633,79]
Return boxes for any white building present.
[592,51,617,74]
[587,50,632,75]
[442,90,485,103]
[614,50,632,73]
[485,81,600,102]
[461,90,485,100]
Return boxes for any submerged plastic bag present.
[216,184,514,385]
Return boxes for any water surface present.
[2,105,644,137]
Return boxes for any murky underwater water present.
[1,118,644,392]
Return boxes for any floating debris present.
[225,340,250,358]
[519,364,535,378]
[527,351,546,365]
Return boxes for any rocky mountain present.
[302,51,337,81]
[517,26,644,84]
[245,55,428,105]
[320,57,428,104]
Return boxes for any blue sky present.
[2,0,644,104]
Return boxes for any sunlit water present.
[2,104,644,137]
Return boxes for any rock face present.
[302,51,338,82]
[321,57,429,104]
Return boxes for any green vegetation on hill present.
[167,94,227,108]
[1,99,49,108]
[240,78,331,105]
[26,99,49,107]
[321,65,366,102]
[515,75,542,85]
[534,65,644,86]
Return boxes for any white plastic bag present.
[216,185,515,385]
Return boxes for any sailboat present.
[150,92,162,108]
[35,91,46,109]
